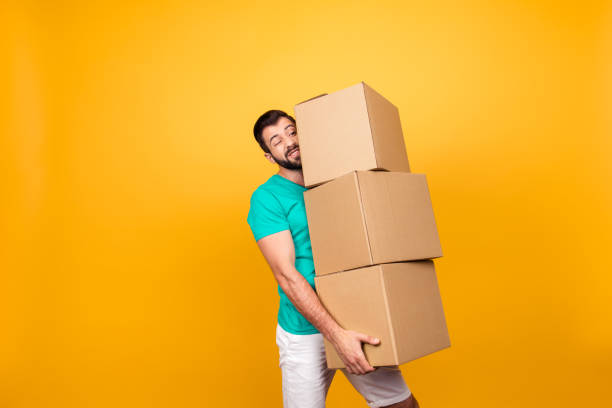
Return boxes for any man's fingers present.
[347,356,366,375]
[357,355,374,374]
[337,330,380,374]
[352,364,364,375]
[347,359,362,375]
[357,333,380,345]
[346,351,373,375]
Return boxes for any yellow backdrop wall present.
[2,0,611,406]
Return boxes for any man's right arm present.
[256,229,380,375]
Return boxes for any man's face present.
[261,117,302,170]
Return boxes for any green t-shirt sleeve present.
[247,188,290,241]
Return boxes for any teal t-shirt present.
[247,174,319,335]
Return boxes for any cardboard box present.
[304,170,442,276]
[315,260,450,368]
[294,82,411,188]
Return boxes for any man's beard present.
[271,149,302,170]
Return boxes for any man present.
[247,110,420,408]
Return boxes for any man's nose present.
[286,136,298,147]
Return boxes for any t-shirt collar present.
[272,174,307,191]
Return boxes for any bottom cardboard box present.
[314,260,450,368]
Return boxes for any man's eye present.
[290,131,296,135]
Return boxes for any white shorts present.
[276,324,412,408]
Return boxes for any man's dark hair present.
[253,110,296,153]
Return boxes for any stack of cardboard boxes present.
[294,82,451,368]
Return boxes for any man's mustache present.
[286,146,299,157]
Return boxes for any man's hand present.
[329,328,380,375]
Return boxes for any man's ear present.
[264,152,276,165]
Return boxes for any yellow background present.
[2,0,611,406]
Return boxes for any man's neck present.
[277,167,305,187]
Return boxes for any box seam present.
[379,267,399,364]
[363,82,384,169]
[354,171,374,265]
[361,82,380,169]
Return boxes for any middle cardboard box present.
[304,170,442,276]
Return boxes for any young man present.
[247,110,420,408]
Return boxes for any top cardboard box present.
[294,82,410,188]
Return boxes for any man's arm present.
[256,229,380,375]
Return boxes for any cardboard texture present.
[315,261,450,368]
[294,82,410,187]
[304,170,442,276]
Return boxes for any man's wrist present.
[322,323,344,344]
